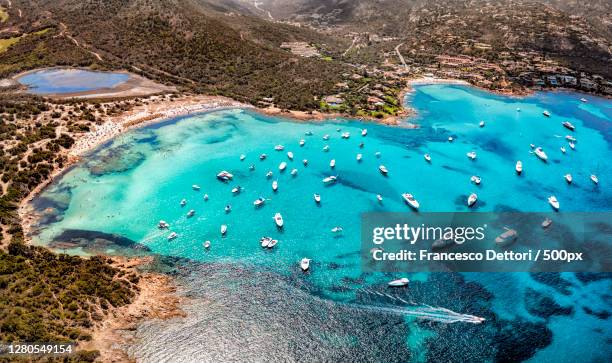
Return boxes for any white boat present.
[331,226,343,233]
[379,165,388,175]
[279,162,287,171]
[216,170,234,181]
[305,131,313,136]
[231,186,241,194]
[560,147,566,153]
[580,98,587,102]
[516,108,521,112]
[273,212,284,228]
[562,121,575,131]
[221,224,228,235]
[388,278,410,287]
[564,174,572,183]
[274,145,284,151]
[314,193,321,203]
[323,134,330,140]
[291,168,298,176]
[300,258,311,271]
[299,139,305,146]
[272,180,278,191]
[336,128,341,132]
[402,193,419,210]
[287,151,294,160]
[203,194,209,201]
[375,151,381,158]
[225,205,231,213]
[158,220,170,229]
[516,161,522,174]
[448,136,454,142]
[249,165,255,171]
[323,176,337,184]
[466,151,477,160]
[187,209,195,217]
[167,232,178,240]
[361,129,367,136]
[356,153,363,162]
[254,197,266,207]
[203,240,211,249]
[566,135,577,142]
[467,193,478,207]
[569,142,575,150]
[267,239,278,248]
[266,171,273,178]
[260,153,267,160]
[330,159,336,168]
[180,199,187,206]
[479,121,485,127]
[302,159,308,166]
[494,228,517,246]
[240,154,246,161]
[260,236,272,248]
[534,147,548,161]
[341,132,350,139]
[530,144,535,149]
[323,145,330,152]
[376,194,383,202]
[471,176,481,185]
[548,196,560,210]
[590,174,599,184]
[424,154,431,162]
[542,218,552,228]
[543,110,550,117]
[192,184,200,191]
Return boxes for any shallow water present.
[17,68,130,94]
[30,85,611,361]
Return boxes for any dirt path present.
[395,42,408,69]
[59,22,103,61]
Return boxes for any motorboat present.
[272,180,278,191]
[299,139,305,146]
[530,144,535,149]
[542,218,552,228]
[323,176,337,184]
[543,110,551,117]
[534,147,548,161]
[158,220,170,229]
[388,278,409,287]
[361,129,367,137]
[560,147,566,153]
[448,136,454,142]
[254,197,266,207]
[471,175,481,185]
[221,224,228,235]
[356,153,363,162]
[336,128,341,132]
[279,162,287,171]
[330,159,336,168]
[590,174,599,184]
[331,226,343,233]
[516,161,522,174]
[562,121,575,131]
[167,232,178,240]
[225,205,231,213]
[260,153,267,160]
[180,199,187,206]
[287,151,294,160]
[240,154,246,161]
[495,228,518,246]
[565,135,577,142]
[341,132,350,139]
[249,165,255,171]
[232,186,241,194]
[375,151,381,158]
[187,209,195,217]
[260,236,272,248]
[516,108,521,112]
[267,239,278,248]
[479,121,485,127]
[569,142,575,150]
[467,193,478,207]
[580,98,587,103]
[305,131,313,136]
[548,195,560,210]
[424,154,431,162]
[402,193,419,210]
[274,145,284,151]
[291,168,298,176]
[564,174,572,183]
[266,171,273,178]
[323,145,330,152]
[376,194,383,202]
[323,134,330,140]
[314,193,321,203]
[192,185,201,191]
[379,165,389,175]
[303,159,308,166]
[203,194,209,201]
[466,151,477,160]
[359,142,364,148]
[216,170,234,181]
[273,212,284,228]
[203,240,211,249]
[300,258,311,271]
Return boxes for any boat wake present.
[353,288,486,324]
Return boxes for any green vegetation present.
[0,7,8,23]
[0,36,21,53]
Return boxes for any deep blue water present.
[17,68,130,94]
[30,85,611,362]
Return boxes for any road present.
[394,42,408,69]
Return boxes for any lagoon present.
[16,68,130,95]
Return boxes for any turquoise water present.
[17,68,130,94]
[31,85,611,362]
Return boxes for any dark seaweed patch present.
[524,288,573,319]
